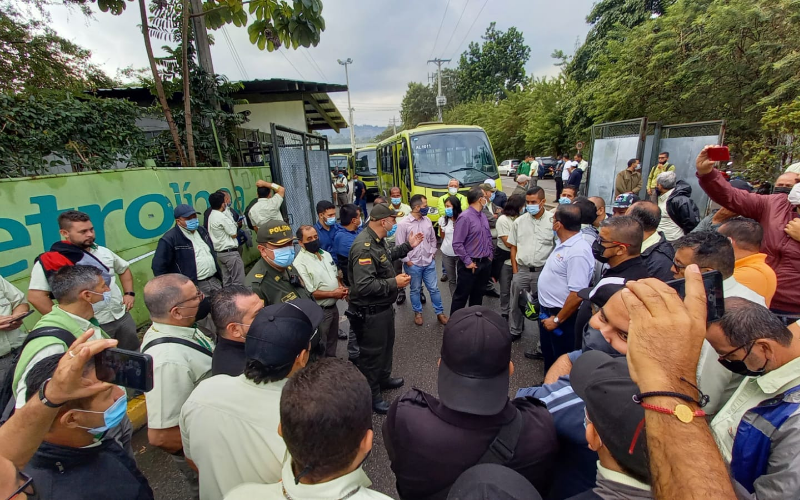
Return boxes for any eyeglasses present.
[6,470,35,500]
[672,259,688,271]
[718,341,756,362]
[172,289,204,310]
[597,237,630,248]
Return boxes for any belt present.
[357,303,393,316]
[471,257,491,263]
[0,347,20,360]
[217,248,238,253]
[527,266,542,273]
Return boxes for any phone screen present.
[707,146,730,162]
[665,270,725,322]
[94,348,154,392]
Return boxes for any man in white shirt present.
[248,180,286,232]
[208,192,246,287]
[225,358,391,500]
[334,171,349,213]
[27,210,139,350]
[0,275,29,382]
[293,225,348,358]
[181,300,321,500]
[508,187,555,352]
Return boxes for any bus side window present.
[401,139,411,191]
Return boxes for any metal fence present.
[270,124,332,233]
[586,118,648,206]
[232,128,271,167]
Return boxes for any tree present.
[373,125,399,142]
[455,22,530,102]
[400,82,437,129]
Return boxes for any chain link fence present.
[661,121,725,139]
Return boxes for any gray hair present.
[51,265,102,304]
[211,285,256,334]
[143,273,192,319]
[718,297,793,347]
[656,171,676,190]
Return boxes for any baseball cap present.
[479,182,497,193]
[729,178,753,193]
[245,299,324,369]
[370,203,402,220]
[447,464,542,500]
[174,204,199,219]
[612,193,639,209]
[484,178,497,190]
[571,350,650,482]
[577,277,626,307]
[257,220,293,245]
[439,306,511,416]
[516,174,530,183]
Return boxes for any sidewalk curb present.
[126,395,147,431]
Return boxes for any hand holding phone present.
[665,270,725,322]
[706,146,730,162]
[94,348,154,392]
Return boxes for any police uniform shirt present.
[142,322,214,429]
[348,226,412,308]
[246,258,313,306]
[508,210,556,268]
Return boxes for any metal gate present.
[270,124,333,233]
[586,119,648,208]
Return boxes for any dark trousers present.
[450,258,492,316]
[100,312,140,351]
[356,198,368,220]
[352,306,396,400]
[319,305,339,358]
[555,178,564,201]
[539,306,578,372]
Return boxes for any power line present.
[429,0,452,59]
[221,27,249,80]
[440,0,470,56]
[279,49,305,80]
[299,48,326,81]
[450,0,489,60]
[305,48,330,81]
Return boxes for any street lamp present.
[338,58,356,157]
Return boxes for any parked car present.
[536,156,558,179]
[499,159,520,176]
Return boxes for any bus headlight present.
[427,207,438,215]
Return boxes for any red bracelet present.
[640,402,706,423]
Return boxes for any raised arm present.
[696,146,768,222]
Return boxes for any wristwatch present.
[39,378,65,408]
[124,292,136,297]
[553,316,560,324]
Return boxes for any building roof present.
[91,78,349,133]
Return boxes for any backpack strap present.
[21,327,77,351]
[477,409,523,465]
[141,337,212,357]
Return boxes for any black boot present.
[373,399,390,414]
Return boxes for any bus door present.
[392,141,403,197]
[399,138,411,200]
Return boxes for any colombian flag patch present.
[358,258,372,266]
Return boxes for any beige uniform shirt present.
[248,196,284,229]
[207,210,239,252]
[292,248,340,307]
[181,375,288,500]
[179,227,217,280]
[0,276,27,357]
[657,189,685,242]
[29,245,129,324]
[508,210,555,268]
[142,322,214,429]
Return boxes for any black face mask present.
[718,346,768,377]
[196,296,212,321]
[773,186,793,195]
[304,240,321,254]
[591,239,612,264]
[582,325,623,356]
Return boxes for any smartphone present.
[94,348,154,392]
[665,270,725,322]
[707,146,730,162]
[6,310,34,323]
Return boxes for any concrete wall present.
[234,101,308,134]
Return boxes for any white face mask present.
[448,187,458,195]
[789,183,800,205]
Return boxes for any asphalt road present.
[133,175,551,500]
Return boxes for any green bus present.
[376,124,502,225]
[329,153,352,176]
[354,145,379,202]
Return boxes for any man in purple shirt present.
[396,194,449,327]
[451,187,494,315]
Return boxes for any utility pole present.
[337,58,356,157]
[390,117,398,135]
[427,58,450,122]
[190,0,214,76]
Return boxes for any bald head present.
[775,173,799,189]
[144,273,192,319]
[589,196,605,211]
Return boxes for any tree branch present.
[189,0,253,18]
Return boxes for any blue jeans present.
[405,261,444,314]
[356,198,368,220]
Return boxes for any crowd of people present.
[1,146,800,499]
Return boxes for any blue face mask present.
[419,207,429,217]
[526,204,540,216]
[325,216,336,226]
[271,246,296,267]
[88,290,112,304]
[185,218,200,231]
[490,192,496,202]
[558,197,572,205]
[387,223,397,237]
[391,197,402,206]
[445,207,454,217]
[77,395,127,435]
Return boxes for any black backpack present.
[0,327,76,424]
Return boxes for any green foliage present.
[373,125,400,142]
[742,98,800,183]
[0,91,152,176]
[0,9,115,93]
[455,22,530,102]
[400,82,437,129]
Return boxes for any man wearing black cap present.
[246,219,313,306]
[179,300,322,500]
[348,203,422,413]
[568,350,652,499]
[384,306,558,499]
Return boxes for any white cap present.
[789,183,800,206]
[516,174,530,183]
[484,178,496,189]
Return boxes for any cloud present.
[47,0,594,126]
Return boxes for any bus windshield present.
[410,131,498,186]
[329,156,348,172]
[355,150,377,175]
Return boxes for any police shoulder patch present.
[358,258,372,266]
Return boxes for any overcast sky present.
[48,0,596,127]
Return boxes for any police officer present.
[246,220,313,306]
[348,203,423,414]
